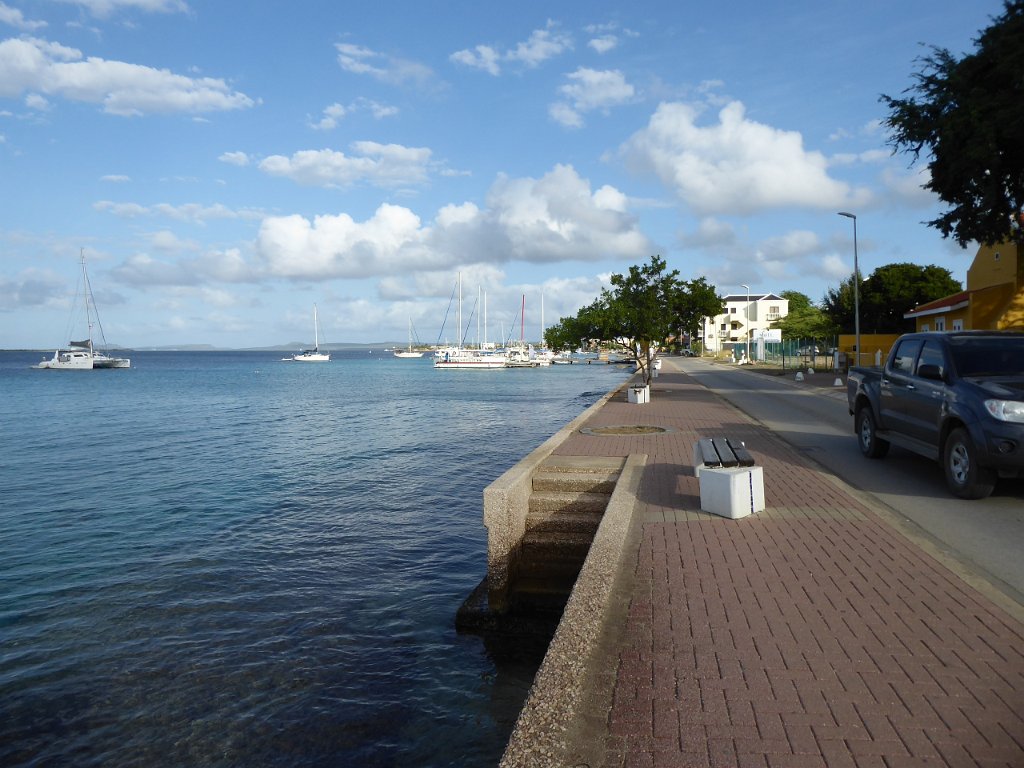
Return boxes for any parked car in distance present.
[846,331,1024,499]
[797,345,821,356]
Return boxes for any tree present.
[544,255,722,385]
[881,1,1024,247]
[771,291,837,341]
[673,277,723,350]
[822,263,962,334]
[780,290,813,313]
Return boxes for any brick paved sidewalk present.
[554,358,1024,768]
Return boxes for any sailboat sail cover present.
[70,339,92,348]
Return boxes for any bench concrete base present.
[627,384,650,404]
[698,466,765,519]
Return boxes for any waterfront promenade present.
[502,356,1024,768]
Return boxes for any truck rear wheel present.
[944,427,996,499]
[855,406,889,459]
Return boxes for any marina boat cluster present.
[432,343,579,369]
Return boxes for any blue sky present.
[0,0,1005,349]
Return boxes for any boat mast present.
[81,249,95,353]
[313,304,319,352]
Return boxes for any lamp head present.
[837,211,856,220]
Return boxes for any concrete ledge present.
[499,452,647,768]
[482,385,625,613]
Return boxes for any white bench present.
[693,437,765,519]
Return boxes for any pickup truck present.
[847,331,1024,499]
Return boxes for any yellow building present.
[904,240,1024,331]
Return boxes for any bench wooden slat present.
[697,438,721,468]
[725,438,755,467]
[712,438,739,467]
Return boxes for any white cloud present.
[0,37,254,116]
[112,247,254,287]
[310,102,345,130]
[548,101,582,129]
[450,22,571,76]
[308,98,398,130]
[258,143,433,189]
[679,217,738,249]
[759,230,821,260]
[94,200,264,223]
[880,165,936,207]
[0,2,47,30]
[820,253,852,281]
[621,100,869,215]
[550,68,634,128]
[508,24,572,68]
[449,45,500,76]
[58,0,189,17]
[101,174,130,182]
[218,151,250,167]
[254,164,651,281]
[257,204,427,280]
[588,35,617,54]
[25,92,50,110]
[335,42,436,88]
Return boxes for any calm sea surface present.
[0,350,629,768]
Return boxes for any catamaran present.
[35,250,130,370]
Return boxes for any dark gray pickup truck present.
[847,331,1024,498]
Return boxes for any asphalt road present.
[674,356,1024,606]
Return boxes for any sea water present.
[0,350,628,767]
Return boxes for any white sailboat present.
[433,274,506,369]
[35,250,130,370]
[287,304,330,362]
[394,319,424,358]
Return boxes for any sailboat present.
[394,319,425,358]
[34,250,130,370]
[433,275,506,369]
[287,304,331,362]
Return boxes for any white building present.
[702,293,788,354]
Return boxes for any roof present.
[721,293,784,302]
[903,290,970,319]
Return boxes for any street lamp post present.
[741,283,750,362]
[837,212,860,367]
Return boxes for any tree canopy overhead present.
[881,1,1024,247]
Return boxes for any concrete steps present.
[510,456,623,612]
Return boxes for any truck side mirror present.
[917,363,945,381]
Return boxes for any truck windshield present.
[948,337,1024,377]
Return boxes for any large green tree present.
[881,1,1024,246]
[544,256,721,385]
[771,291,837,341]
[822,263,962,334]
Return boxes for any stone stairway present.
[510,455,624,613]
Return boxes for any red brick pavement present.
[553,359,1024,768]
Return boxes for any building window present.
[952,319,964,331]
[935,318,946,331]
[921,323,930,332]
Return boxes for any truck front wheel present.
[943,428,996,499]
[856,406,889,459]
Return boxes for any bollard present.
[795,372,804,381]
